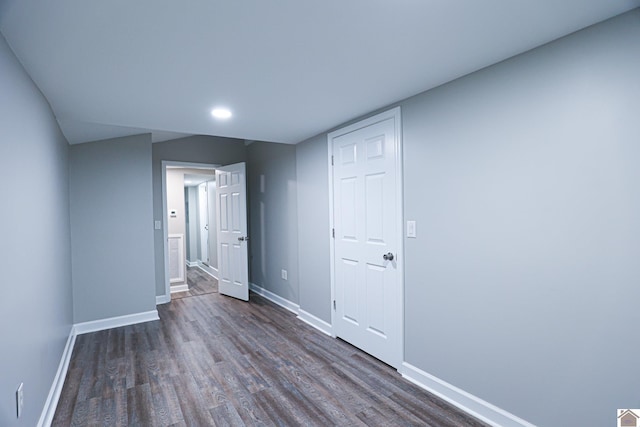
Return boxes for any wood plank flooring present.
[52,273,488,426]
[172,267,218,300]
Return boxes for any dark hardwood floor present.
[52,270,488,426]
[172,267,218,300]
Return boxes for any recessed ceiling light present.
[211,108,232,119]
[184,180,193,184]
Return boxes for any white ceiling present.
[1,1,638,145]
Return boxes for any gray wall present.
[152,136,247,296]
[70,134,156,322]
[247,142,300,304]
[295,10,640,426]
[0,34,73,426]
[296,135,331,321]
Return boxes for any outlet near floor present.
[281,269,288,280]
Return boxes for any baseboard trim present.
[39,309,160,425]
[399,362,535,427]
[73,310,160,335]
[37,327,76,427]
[170,284,189,293]
[249,282,299,315]
[197,262,218,280]
[186,260,198,267]
[156,294,170,305]
[297,309,332,336]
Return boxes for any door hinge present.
[331,155,334,166]
[333,300,336,310]
[332,228,335,238]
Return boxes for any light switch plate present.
[407,220,417,238]
[154,220,162,230]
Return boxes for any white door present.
[216,162,249,301]
[330,108,402,368]
[198,183,209,264]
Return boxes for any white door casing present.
[198,182,209,264]
[216,162,249,301]
[329,107,403,369]
[207,179,218,270]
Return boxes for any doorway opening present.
[161,160,250,302]
[162,161,218,298]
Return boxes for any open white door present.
[216,162,249,301]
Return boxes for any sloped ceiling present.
[1,0,638,144]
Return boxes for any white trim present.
[297,309,332,336]
[400,363,536,427]
[249,282,300,315]
[73,310,159,335]
[170,284,189,293]
[162,161,220,304]
[327,106,404,368]
[37,327,76,427]
[197,262,218,279]
[156,294,170,305]
[168,233,185,283]
[186,259,199,267]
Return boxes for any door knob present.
[238,236,249,242]
[383,252,394,261]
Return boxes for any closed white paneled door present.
[216,162,249,301]
[330,108,402,368]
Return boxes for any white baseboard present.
[197,262,218,280]
[73,310,160,335]
[249,282,300,315]
[37,327,76,427]
[170,284,189,293]
[156,294,170,305]
[400,362,535,427]
[186,260,198,267]
[39,309,160,426]
[297,309,332,336]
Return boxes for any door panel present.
[216,162,249,301]
[332,113,401,368]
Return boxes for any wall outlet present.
[281,269,288,280]
[154,220,162,230]
[16,383,23,418]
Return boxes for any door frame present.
[327,106,404,368]
[161,160,220,303]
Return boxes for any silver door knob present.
[238,236,245,241]
[238,236,249,242]
[383,252,394,261]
